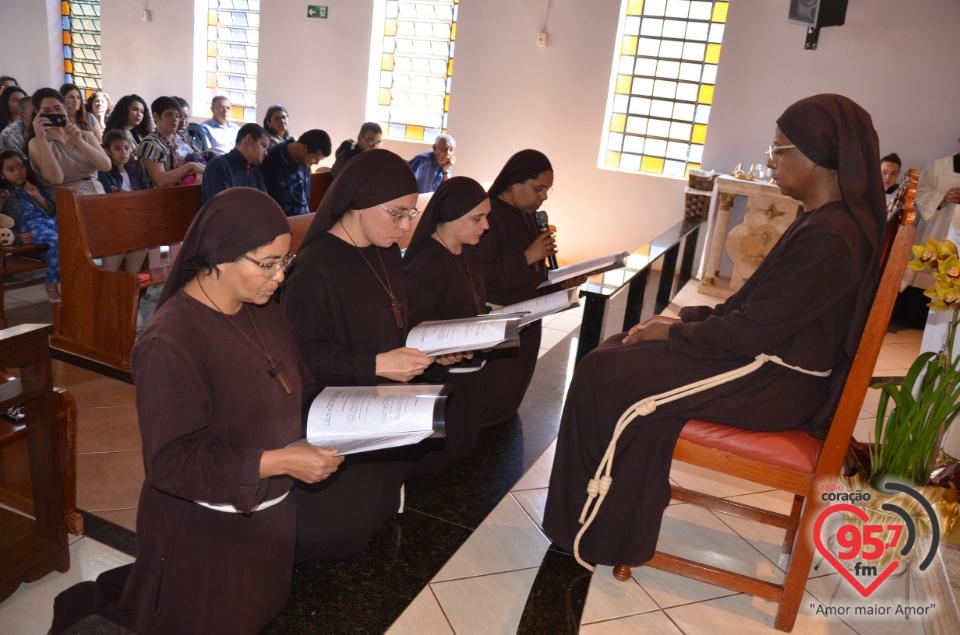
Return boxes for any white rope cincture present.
[572,353,831,570]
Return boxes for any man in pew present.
[201,123,269,203]
[330,122,382,179]
[260,129,331,216]
[408,133,456,193]
[200,95,240,156]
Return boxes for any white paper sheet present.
[293,385,447,455]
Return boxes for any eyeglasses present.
[529,183,553,197]
[379,203,421,224]
[270,115,288,121]
[163,112,186,120]
[361,137,383,147]
[766,143,797,161]
[241,252,296,278]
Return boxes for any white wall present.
[0,0,63,91]
[4,0,960,263]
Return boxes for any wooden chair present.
[612,170,919,632]
[1,242,49,329]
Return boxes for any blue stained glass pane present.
[62,16,71,30]
[63,45,72,59]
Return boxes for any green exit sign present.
[307,5,328,19]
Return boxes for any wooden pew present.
[289,213,315,253]
[51,186,203,371]
[307,168,333,212]
[0,384,81,535]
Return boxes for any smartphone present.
[42,113,67,127]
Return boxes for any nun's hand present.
[376,347,435,382]
[435,351,471,366]
[622,316,680,345]
[524,231,557,265]
[945,188,960,205]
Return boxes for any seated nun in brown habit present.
[51,188,342,634]
[542,94,887,568]
[404,176,491,479]
[282,149,463,562]
[476,149,560,427]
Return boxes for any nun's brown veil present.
[776,94,887,435]
[299,149,418,251]
[157,188,291,309]
[405,176,488,257]
[776,94,886,257]
[487,150,553,199]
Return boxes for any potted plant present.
[840,238,960,565]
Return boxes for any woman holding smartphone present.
[25,87,110,196]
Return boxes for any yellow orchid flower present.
[910,239,941,271]
[927,283,960,312]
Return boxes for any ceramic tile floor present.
[0,278,929,634]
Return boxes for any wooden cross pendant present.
[268,359,294,395]
[390,297,404,329]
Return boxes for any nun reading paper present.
[295,385,448,454]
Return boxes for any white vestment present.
[915,155,960,457]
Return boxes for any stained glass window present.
[602,0,728,177]
[206,0,260,122]
[62,1,102,93]
[376,0,458,142]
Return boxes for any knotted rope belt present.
[573,353,832,570]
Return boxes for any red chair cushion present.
[680,420,823,474]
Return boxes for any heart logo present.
[812,503,899,597]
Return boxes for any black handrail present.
[575,219,701,363]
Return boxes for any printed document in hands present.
[293,385,448,455]
[406,315,522,356]
[537,251,630,288]
[490,288,580,327]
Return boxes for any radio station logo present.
[813,480,941,598]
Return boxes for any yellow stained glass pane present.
[63,32,71,45]
[698,84,714,104]
[712,2,729,23]
[610,114,626,133]
[207,42,217,57]
[705,43,721,65]
[382,54,395,71]
[451,22,456,40]
[444,94,450,111]
[62,2,69,16]
[64,60,74,74]
[605,151,622,168]
[406,125,425,141]
[615,74,632,94]
[692,124,707,144]
[206,73,216,88]
[626,0,644,16]
[641,156,665,174]
[208,10,218,26]
[379,88,392,105]
[621,36,638,56]
[447,58,453,76]
[384,19,397,37]
[231,106,244,120]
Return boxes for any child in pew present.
[96,130,147,273]
[0,148,60,301]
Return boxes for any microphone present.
[534,210,558,270]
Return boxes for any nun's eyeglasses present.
[379,203,421,224]
[766,143,797,160]
[242,253,296,278]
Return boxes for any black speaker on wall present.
[788,0,848,28]
[788,0,849,50]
